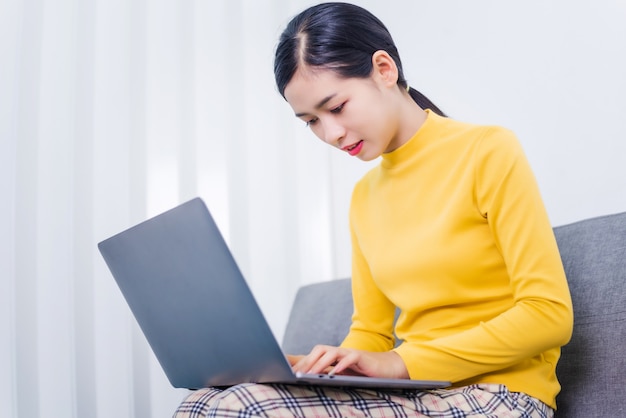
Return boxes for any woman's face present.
[283,67,403,161]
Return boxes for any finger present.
[286,354,304,366]
[330,350,362,376]
[294,345,339,374]
[290,345,329,373]
[307,348,342,374]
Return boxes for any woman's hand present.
[289,345,410,379]
[286,354,305,367]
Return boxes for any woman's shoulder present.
[433,112,517,139]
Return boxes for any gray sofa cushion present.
[282,279,353,355]
[553,212,626,417]
[282,212,626,417]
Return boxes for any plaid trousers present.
[173,383,554,418]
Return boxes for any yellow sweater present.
[341,110,573,409]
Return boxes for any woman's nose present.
[322,119,345,147]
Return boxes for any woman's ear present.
[371,50,399,88]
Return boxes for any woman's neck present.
[386,93,428,153]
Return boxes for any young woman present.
[176,2,573,417]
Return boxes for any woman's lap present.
[173,383,554,418]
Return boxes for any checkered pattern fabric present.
[173,383,553,418]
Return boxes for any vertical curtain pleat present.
[15,0,44,416]
[73,0,97,416]
[0,0,21,416]
[37,0,76,415]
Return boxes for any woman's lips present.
[343,140,364,156]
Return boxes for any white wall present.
[1,0,624,417]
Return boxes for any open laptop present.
[98,197,450,391]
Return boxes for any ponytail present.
[408,87,447,117]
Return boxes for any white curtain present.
[0,0,373,416]
[2,0,625,416]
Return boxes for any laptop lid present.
[98,198,450,390]
[98,198,294,388]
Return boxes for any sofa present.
[282,212,626,417]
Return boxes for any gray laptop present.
[98,197,450,391]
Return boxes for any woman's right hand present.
[286,354,305,367]
[288,345,409,379]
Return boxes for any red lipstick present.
[344,140,363,156]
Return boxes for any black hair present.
[273,2,446,116]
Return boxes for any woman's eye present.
[306,117,319,127]
[330,103,345,114]
[303,103,344,128]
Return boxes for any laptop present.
[97,197,450,391]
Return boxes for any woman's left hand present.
[289,345,410,379]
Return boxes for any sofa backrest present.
[282,278,352,355]
[282,212,626,417]
[552,212,626,417]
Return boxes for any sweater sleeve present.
[340,214,397,352]
[393,129,573,383]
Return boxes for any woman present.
[176,2,573,417]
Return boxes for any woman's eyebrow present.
[295,94,337,117]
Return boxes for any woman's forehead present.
[285,68,370,110]
[284,68,341,108]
